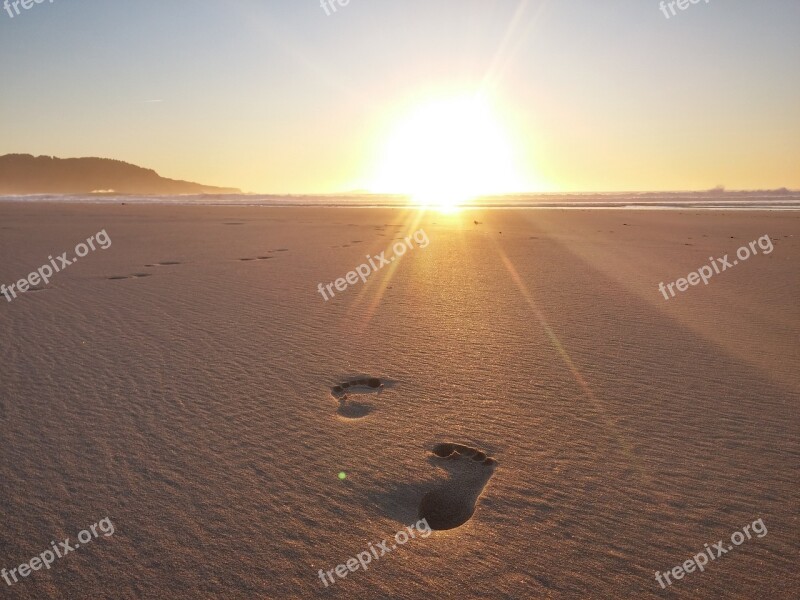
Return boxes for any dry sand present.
[0,203,798,599]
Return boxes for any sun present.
[368,94,526,209]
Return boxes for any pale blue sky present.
[1,0,798,192]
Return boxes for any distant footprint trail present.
[418,443,497,530]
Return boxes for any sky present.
[0,0,798,194]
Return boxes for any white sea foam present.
[1,190,799,209]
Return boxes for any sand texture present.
[0,203,798,599]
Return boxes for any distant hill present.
[0,154,240,194]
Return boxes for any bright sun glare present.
[370,95,526,210]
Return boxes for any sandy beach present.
[0,202,797,599]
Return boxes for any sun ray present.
[490,238,653,488]
[349,209,429,329]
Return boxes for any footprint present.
[144,262,181,267]
[330,377,384,419]
[418,443,497,530]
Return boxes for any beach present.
[1,202,798,599]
